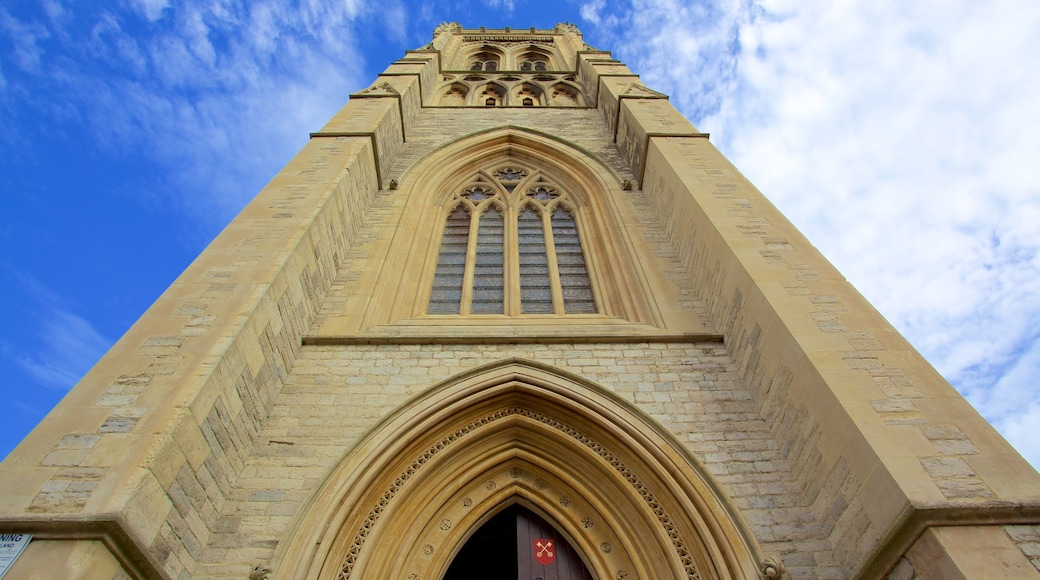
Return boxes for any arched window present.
[469,50,501,71]
[428,168,597,316]
[517,48,551,72]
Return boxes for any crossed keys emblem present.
[534,538,556,565]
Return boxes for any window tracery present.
[469,50,501,71]
[428,168,597,316]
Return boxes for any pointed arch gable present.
[337,127,665,334]
[274,359,764,579]
[400,126,627,203]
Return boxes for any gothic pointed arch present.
[511,44,557,71]
[467,45,503,71]
[437,82,469,106]
[513,82,544,107]
[316,126,720,341]
[473,82,506,106]
[273,359,765,579]
[549,81,583,107]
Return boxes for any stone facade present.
[1,23,1039,579]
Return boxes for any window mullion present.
[506,206,521,316]
[542,208,565,315]
[460,206,480,315]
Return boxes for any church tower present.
[1,24,1038,579]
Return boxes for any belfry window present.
[470,51,501,71]
[428,167,597,316]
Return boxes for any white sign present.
[0,534,31,578]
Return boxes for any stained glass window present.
[428,205,471,314]
[428,168,597,316]
[471,207,505,314]
[551,207,596,313]
[518,206,553,314]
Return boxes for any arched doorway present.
[274,359,766,579]
[445,504,593,580]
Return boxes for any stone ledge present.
[0,515,162,580]
[857,501,1040,579]
[303,331,723,346]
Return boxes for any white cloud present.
[581,0,1040,470]
[0,8,51,72]
[1002,397,1040,470]
[127,0,170,23]
[11,0,373,237]
[2,274,111,392]
[482,0,516,14]
[580,0,606,24]
[15,309,111,391]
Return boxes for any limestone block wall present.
[4,24,1039,579]
[0,135,382,578]
[632,131,1040,575]
[193,342,844,578]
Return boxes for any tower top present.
[432,22,583,37]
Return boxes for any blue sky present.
[2,0,1038,470]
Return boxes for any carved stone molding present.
[337,406,702,579]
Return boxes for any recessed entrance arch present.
[445,504,594,580]
[274,359,766,579]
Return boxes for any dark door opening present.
[444,504,595,580]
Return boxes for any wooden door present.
[516,506,594,580]
[444,504,594,580]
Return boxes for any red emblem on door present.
[534,538,555,565]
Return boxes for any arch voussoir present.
[275,359,763,580]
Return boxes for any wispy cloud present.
[1,1,382,234]
[0,7,51,72]
[485,0,517,13]
[1,272,110,392]
[581,0,1040,468]
[14,308,111,391]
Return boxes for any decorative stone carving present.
[762,554,786,578]
[249,563,272,580]
[623,83,667,98]
[364,81,398,95]
[337,407,702,580]
[434,22,462,35]
[554,23,581,35]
